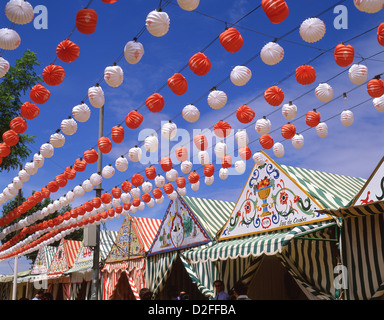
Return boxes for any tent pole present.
[12,183,22,300]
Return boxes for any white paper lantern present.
[102,165,115,179]
[0,57,10,78]
[198,151,210,165]
[155,175,165,188]
[166,169,178,182]
[168,191,178,200]
[205,175,214,186]
[142,181,153,194]
[7,184,18,196]
[182,104,200,123]
[235,130,249,148]
[3,188,13,200]
[115,156,128,172]
[121,193,131,204]
[354,0,384,13]
[124,40,145,64]
[40,143,54,158]
[5,0,34,24]
[33,153,45,169]
[177,0,199,11]
[191,181,200,191]
[230,66,252,86]
[316,122,328,138]
[50,132,65,148]
[104,65,124,88]
[340,110,354,127]
[18,169,30,182]
[273,142,285,158]
[82,179,93,192]
[138,201,145,211]
[147,198,155,208]
[146,10,170,37]
[219,168,228,180]
[0,28,21,50]
[13,177,23,190]
[72,103,91,123]
[299,17,326,43]
[88,86,105,109]
[207,90,227,110]
[60,118,77,135]
[73,185,85,197]
[161,121,177,140]
[128,146,142,162]
[214,141,227,159]
[282,102,297,121]
[177,187,187,196]
[90,173,102,186]
[253,152,266,166]
[181,161,193,174]
[66,191,76,203]
[24,161,37,175]
[144,135,159,152]
[260,41,284,66]
[235,160,246,174]
[315,83,334,103]
[255,117,271,135]
[292,134,304,149]
[155,196,164,204]
[348,64,368,85]
[112,198,121,208]
[373,95,384,112]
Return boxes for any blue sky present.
[1,0,384,274]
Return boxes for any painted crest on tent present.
[147,195,210,256]
[31,246,56,275]
[219,154,330,240]
[47,239,81,275]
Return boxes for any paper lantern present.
[145,93,164,113]
[40,186,50,198]
[33,153,44,168]
[189,52,211,76]
[203,164,215,177]
[348,64,368,85]
[88,86,105,108]
[182,104,200,123]
[198,151,210,165]
[281,102,297,120]
[340,110,354,127]
[20,101,39,120]
[111,187,121,199]
[264,86,284,106]
[10,117,27,134]
[235,130,249,147]
[128,146,142,162]
[125,110,143,129]
[166,169,178,182]
[160,156,173,172]
[255,117,271,135]
[299,17,326,43]
[0,28,21,50]
[47,181,59,193]
[230,65,252,86]
[315,83,334,102]
[181,161,193,174]
[295,65,316,85]
[177,187,187,196]
[29,84,50,105]
[378,23,384,46]
[72,103,90,122]
[305,110,321,127]
[56,39,80,63]
[235,160,246,174]
[204,175,214,186]
[121,180,132,193]
[115,156,128,172]
[155,175,165,188]
[219,27,243,53]
[60,118,77,135]
[82,180,93,192]
[207,90,227,110]
[74,158,87,172]
[260,41,284,65]
[42,64,65,86]
[144,135,158,152]
[316,122,328,138]
[239,146,252,161]
[214,120,231,138]
[215,141,227,159]
[292,134,304,149]
[373,95,384,112]
[104,65,124,87]
[281,123,296,139]
[40,143,54,158]
[0,143,11,158]
[98,137,112,154]
[55,173,68,188]
[273,142,285,158]
[121,193,131,204]
[334,43,354,67]
[3,130,19,147]
[175,146,188,162]
[146,10,170,37]
[177,0,199,11]
[236,104,255,124]
[111,125,124,143]
[124,40,145,64]
[101,192,112,204]
[63,166,76,180]
[219,168,229,180]
[259,134,274,149]
[354,0,384,13]
[161,121,177,139]
[194,134,208,151]
[191,181,201,191]
[17,170,29,184]
[0,57,9,78]
[262,0,289,24]
[176,177,186,189]
[5,0,34,25]
[221,155,232,168]
[367,77,384,98]
[141,193,151,203]
[83,149,98,164]
[188,171,200,184]
[74,185,85,198]
[145,166,157,180]
[76,8,98,34]
[132,173,145,187]
[167,73,188,95]
[152,188,163,199]
[102,165,115,179]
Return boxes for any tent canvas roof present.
[30,245,57,275]
[47,239,82,276]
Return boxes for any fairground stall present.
[182,151,366,300]
[0,270,31,300]
[101,215,161,300]
[146,194,234,300]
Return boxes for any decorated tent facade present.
[182,151,366,300]
[102,215,161,300]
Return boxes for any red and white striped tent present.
[102,215,161,300]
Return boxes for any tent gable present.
[31,246,57,275]
[219,151,331,241]
[47,239,81,275]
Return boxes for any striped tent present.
[25,245,57,285]
[102,215,161,300]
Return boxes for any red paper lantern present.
[131,173,145,187]
[70,209,78,219]
[0,143,11,157]
[111,125,125,143]
[33,191,43,203]
[281,123,297,139]
[259,134,274,149]
[64,166,77,180]
[20,101,39,120]
[176,177,186,188]
[194,134,208,151]
[305,110,321,127]
[163,183,174,194]
[334,43,354,67]
[152,188,163,199]
[115,206,123,214]
[9,117,27,134]
[221,155,232,168]
[367,77,384,98]
[204,164,215,177]
[55,174,67,187]
[377,23,384,46]
[40,187,50,198]
[213,120,231,138]
[264,86,284,106]
[167,73,188,95]
[30,84,51,104]
[160,156,173,172]
[295,65,316,85]
[188,171,200,184]
[112,187,121,199]
[125,110,143,129]
[107,208,115,217]
[145,93,165,113]
[261,0,289,24]
[74,158,87,172]
[83,149,98,164]
[121,180,132,193]
[123,202,131,211]
[145,166,157,180]
[47,181,59,193]
[132,198,141,207]
[77,206,85,216]
[142,193,151,203]
[236,105,255,124]
[3,130,19,147]
[84,201,94,212]
[175,146,188,162]
[56,39,80,63]
[101,192,112,204]
[188,52,211,76]
[92,197,102,208]
[76,8,98,35]
[219,27,243,53]
[98,137,112,154]
[239,146,252,161]
[42,64,65,86]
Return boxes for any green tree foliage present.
[0,50,41,172]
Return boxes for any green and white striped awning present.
[317,200,384,219]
